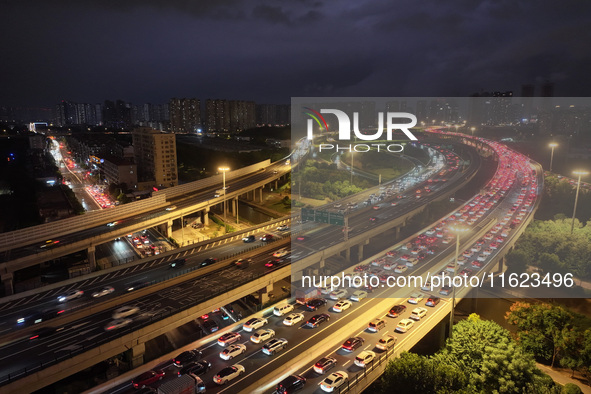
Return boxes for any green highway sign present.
[300,208,345,226]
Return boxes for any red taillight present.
[57,310,65,314]
[30,335,39,340]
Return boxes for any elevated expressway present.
[0,159,290,294]
[0,140,483,392]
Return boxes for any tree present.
[506,249,529,273]
[505,302,574,367]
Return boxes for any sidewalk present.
[536,363,591,393]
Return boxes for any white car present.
[57,289,84,302]
[409,307,428,321]
[332,300,352,312]
[219,344,247,360]
[273,304,294,316]
[354,350,376,367]
[394,264,408,273]
[329,289,348,300]
[321,371,348,392]
[395,318,415,333]
[277,225,289,231]
[407,292,424,304]
[250,329,275,343]
[213,364,245,385]
[350,290,367,302]
[272,249,289,258]
[319,287,332,295]
[376,334,397,351]
[112,305,139,319]
[283,313,304,326]
[92,286,114,298]
[165,205,177,211]
[243,317,268,332]
[104,318,132,331]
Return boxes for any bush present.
[562,383,582,394]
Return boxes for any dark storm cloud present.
[1,0,591,107]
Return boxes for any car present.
[376,334,397,351]
[251,328,275,343]
[57,289,84,302]
[320,371,348,392]
[213,364,245,385]
[113,305,139,319]
[273,304,294,316]
[439,286,452,296]
[104,318,133,331]
[273,249,289,258]
[177,360,211,377]
[306,313,330,328]
[277,225,290,231]
[314,357,338,374]
[173,349,203,367]
[28,326,64,340]
[305,298,327,311]
[354,350,376,367]
[329,289,348,300]
[262,338,288,355]
[425,297,440,307]
[219,344,247,360]
[217,332,241,346]
[106,221,117,227]
[200,257,217,267]
[283,312,305,326]
[131,370,165,389]
[408,292,424,304]
[275,375,306,394]
[169,258,186,268]
[388,304,407,317]
[165,205,177,211]
[242,235,256,243]
[372,205,381,210]
[342,336,364,351]
[395,318,415,333]
[243,317,268,332]
[126,281,150,292]
[333,300,352,312]
[368,318,386,332]
[233,258,251,269]
[202,319,219,333]
[410,307,428,320]
[91,286,114,298]
[394,264,408,273]
[350,290,367,301]
[295,235,307,242]
[369,216,378,222]
[265,258,284,268]
[260,234,274,242]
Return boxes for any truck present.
[157,373,206,394]
[295,287,320,305]
[214,189,225,197]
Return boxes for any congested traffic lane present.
[0,222,291,337]
[0,160,289,263]
[0,241,296,381]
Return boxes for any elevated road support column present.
[128,343,145,369]
[258,283,274,304]
[2,272,13,296]
[87,246,96,269]
[258,187,263,203]
[201,207,209,226]
[166,220,173,238]
[358,239,370,261]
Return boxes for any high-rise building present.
[228,100,255,132]
[169,98,201,133]
[206,99,230,132]
[256,104,290,126]
[131,127,178,189]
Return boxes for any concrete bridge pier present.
[2,272,13,296]
[258,188,264,203]
[128,343,145,369]
[358,239,370,261]
[166,220,173,238]
[258,283,274,304]
[87,245,96,269]
[200,207,210,226]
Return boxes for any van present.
[273,304,294,316]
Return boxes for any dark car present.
[306,313,330,328]
[342,337,364,351]
[29,326,64,340]
[275,374,306,394]
[439,286,452,296]
[202,319,219,333]
[369,217,378,222]
[265,258,284,268]
[313,357,337,374]
[169,258,186,269]
[173,349,202,367]
[242,235,256,243]
[260,234,274,242]
[305,298,327,311]
[387,304,406,318]
[177,360,211,377]
[131,369,165,389]
[200,258,217,267]
[425,297,441,307]
[234,258,251,269]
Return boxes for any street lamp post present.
[219,167,230,221]
[571,170,588,234]
[448,223,469,338]
[548,143,558,173]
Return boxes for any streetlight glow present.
[447,222,469,338]
[219,167,230,221]
[571,170,588,234]
[548,143,558,172]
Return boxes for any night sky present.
[2,0,591,107]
